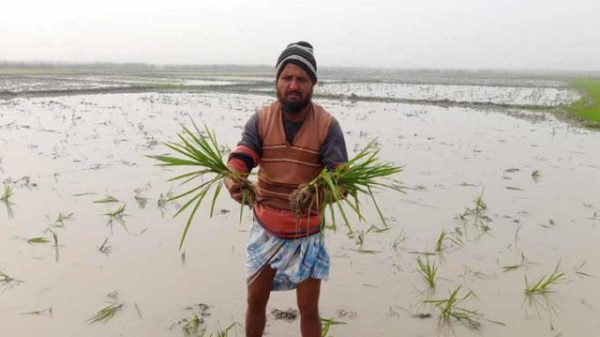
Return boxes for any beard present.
[277,87,313,113]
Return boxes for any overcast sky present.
[1,0,599,70]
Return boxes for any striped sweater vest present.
[254,101,333,238]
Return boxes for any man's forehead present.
[279,63,311,78]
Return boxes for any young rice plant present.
[289,140,403,233]
[150,123,255,249]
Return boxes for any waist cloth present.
[246,219,330,291]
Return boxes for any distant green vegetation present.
[567,79,600,125]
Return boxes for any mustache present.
[286,91,302,96]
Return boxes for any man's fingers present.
[224,176,255,205]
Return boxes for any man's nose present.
[289,78,300,90]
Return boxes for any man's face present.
[276,63,316,113]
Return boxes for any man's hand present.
[224,176,243,203]
[224,176,254,205]
[290,184,325,215]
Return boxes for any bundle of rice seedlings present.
[149,122,255,249]
[289,140,403,233]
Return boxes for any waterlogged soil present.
[314,82,579,107]
[1,87,600,337]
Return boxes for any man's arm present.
[225,112,262,203]
[318,117,349,201]
[229,112,262,171]
[320,117,348,170]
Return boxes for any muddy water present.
[1,88,599,337]
[315,82,580,107]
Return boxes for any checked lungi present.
[246,220,330,291]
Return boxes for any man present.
[224,41,348,337]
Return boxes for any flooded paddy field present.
[1,68,599,337]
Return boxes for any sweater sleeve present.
[228,112,262,172]
[320,117,348,170]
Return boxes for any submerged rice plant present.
[391,229,407,252]
[525,264,565,295]
[473,191,487,213]
[213,323,236,337]
[150,123,255,249]
[20,307,54,317]
[415,255,438,288]
[456,191,491,235]
[0,270,24,292]
[103,204,128,232]
[0,184,15,218]
[98,237,112,255]
[321,317,346,337]
[26,236,50,245]
[182,314,205,337]
[435,229,463,253]
[289,140,403,233]
[351,230,380,254]
[50,229,60,261]
[531,170,541,183]
[424,286,482,330]
[0,184,13,202]
[53,212,74,228]
[575,261,595,278]
[86,302,124,324]
[171,303,213,337]
[94,195,119,204]
[181,319,236,337]
[502,253,528,272]
[157,190,174,216]
[523,290,560,323]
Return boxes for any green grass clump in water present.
[94,195,119,204]
[321,317,346,337]
[435,229,463,252]
[0,270,16,282]
[567,79,600,124]
[424,286,482,330]
[525,264,565,295]
[149,122,255,250]
[456,191,491,235]
[415,255,438,288]
[425,286,506,330]
[53,212,74,228]
[0,270,24,291]
[0,184,13,202]
[103,204,128,232]
[86,303,124,324]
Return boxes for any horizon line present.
[1,60,599,75]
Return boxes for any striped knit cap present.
[275,41,317,82]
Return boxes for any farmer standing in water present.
[225,41,348,337]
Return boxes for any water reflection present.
[523,292,560,326]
